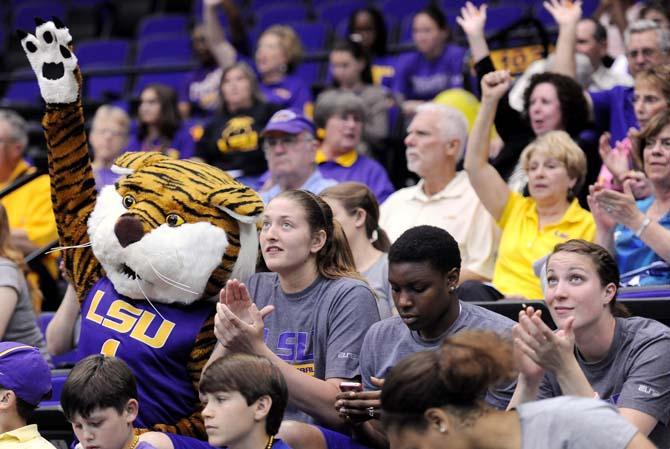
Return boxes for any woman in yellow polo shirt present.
[463,70,595,300]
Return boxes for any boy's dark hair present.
[61,355,137,421]
[200,354,288,436]
[388,225,461,274]
[0,383,37,421]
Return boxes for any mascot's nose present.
[114,215,145,248]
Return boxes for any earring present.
[449,285,456,292]
[439,425,446,433]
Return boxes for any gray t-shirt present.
[248,273,380,423]
[362,253,394,319]
[360,300,516,409]
[0,257,47,354]
[517,396,638,449]
[539,316,670,447]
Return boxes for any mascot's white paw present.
[18,18,78,104]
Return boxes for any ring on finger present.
[367,407,375,418]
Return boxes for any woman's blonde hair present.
[520,130,587,200]
[261,25,304,73]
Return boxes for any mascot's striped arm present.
[43,100,103,300]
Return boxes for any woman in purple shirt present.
[203,0,312,114]
[126,84,196,159]
[393,5,467,118]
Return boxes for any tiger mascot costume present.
[19,19,263,442]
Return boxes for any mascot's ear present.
[211,187,264,225]
[111,152,171,175]
[212,186,264,283]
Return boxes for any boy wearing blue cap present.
[0,342,56,449]
[259,109,337,203]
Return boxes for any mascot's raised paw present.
[17,17,79,104]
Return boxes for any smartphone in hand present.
[339,381,363,393]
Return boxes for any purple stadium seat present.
[290,22,330,51]
[77,39,131,67]
[315,0,367,29]
[380,0,431,23]
[294,61,323,87]
[1,68,41,106]
[136,35,193,65]
[75,39,131,101]
[484,6,526,34]
[12,1,66,32]
[255,4,309,30]
[133,70,189,96]
[138,14,190,40]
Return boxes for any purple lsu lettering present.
[85,290,176,355]
[275,331,314,363]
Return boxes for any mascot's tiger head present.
[88,152,263,305]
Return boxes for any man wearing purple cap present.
[0,342,56,448]
[259,109,337,203]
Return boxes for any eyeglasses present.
[263,135,312,152]
[627,48,659,58]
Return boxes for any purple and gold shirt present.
[77,277,215,429]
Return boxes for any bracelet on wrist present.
[634,216,651,238]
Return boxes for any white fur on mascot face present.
[87,158,261,306]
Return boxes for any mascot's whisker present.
[143,256,199,295]
[134,277,167,321]
[45,242,93,254]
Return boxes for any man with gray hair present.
[379,103,499,283]
[552,3,670,143]
[0,109,57,257]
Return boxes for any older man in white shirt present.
[380,103,499,283]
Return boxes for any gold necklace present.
[265,435,275,449]
[127,435,140,449]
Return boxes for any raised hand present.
[219,279,253,323]
[457,2,487,37]
[515,307,576,375]
[512,307,545,383]
[18,18,80,104]
[621,170,652,199]
[588,184,617,233]
[481,70,512,102]
[598,132,631,184]
[592,181,645,229]
[543,0,582,27]
[214,300,274,354]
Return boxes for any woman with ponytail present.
[0,204,48,358]
[510,239,670,447]
[210,189,380,441]
[321,182,394,318]
[381,330,655,449]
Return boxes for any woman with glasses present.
[589,109,670,286]
[313,91,394,203]
[89,105,130,189]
